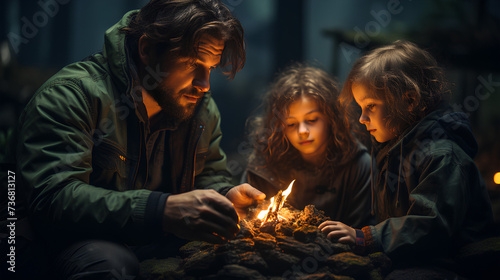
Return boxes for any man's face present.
[144,34,224,122]
[352,83,395,143]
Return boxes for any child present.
[322,40,494,275]
[244,64,373,229]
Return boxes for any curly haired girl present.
[244,64,373,229]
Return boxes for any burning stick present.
[257,180,295,225]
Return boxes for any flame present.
[257,196,274,220]
[257,180,295,224]
[279,179,294,210]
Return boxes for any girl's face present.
[284,95,329,165]
[352,83,395,143]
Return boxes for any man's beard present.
[147,86,202,123]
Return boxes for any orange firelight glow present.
[257,180,295,223]
[494,172,500,185]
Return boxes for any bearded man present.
[4,0,265,279]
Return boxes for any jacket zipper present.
[191,121,205,189]
[180,120,204,193]
[130,121,143,189]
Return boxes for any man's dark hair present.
[122,0,245,79]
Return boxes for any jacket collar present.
[102,10,138,94]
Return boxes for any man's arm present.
[191,97,265,218]
[18,81,159,244]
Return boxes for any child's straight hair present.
[340,40,450,135]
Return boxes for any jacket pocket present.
[92,139,128,178]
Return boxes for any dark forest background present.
[1,0,499,221]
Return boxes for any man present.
[7,0,264,279]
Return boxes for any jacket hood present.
[386,105,478,159]
[372,105,478,212]
[102,10,139,93]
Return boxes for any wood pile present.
[140,205,391,280]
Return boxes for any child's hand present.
[318,221,356,244]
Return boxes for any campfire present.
[257,180,295,225]
[139,181,392,280]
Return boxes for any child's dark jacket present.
[245,144,374,229]
[359,105,494,266]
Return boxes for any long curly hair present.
[122,0,245,79]
[340,40,450,136]
[248,63,359,175]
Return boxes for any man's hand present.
[162,189,239,244]
[226,183,266,219]
[318,221,356,244]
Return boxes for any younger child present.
[244,64,373,229]
[321,40,494,275]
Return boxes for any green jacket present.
[15,10,233,246]
[245,144,374,229]
[359,106,494,267]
